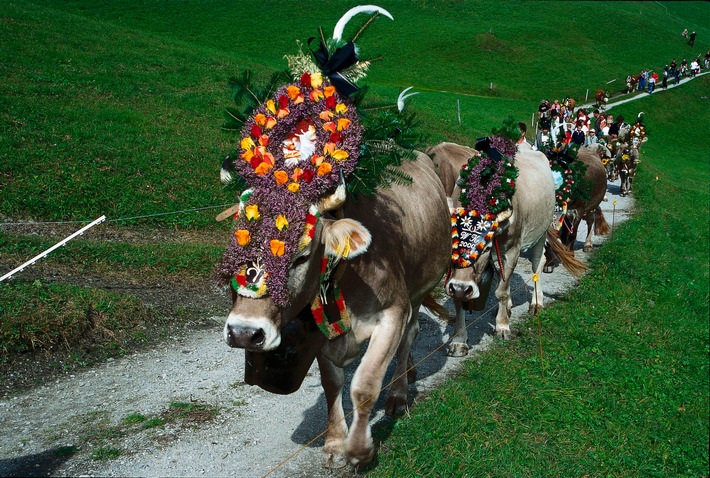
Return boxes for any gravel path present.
[0,182,633,478]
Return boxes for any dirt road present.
[0,181,633,478]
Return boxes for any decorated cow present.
[216,6,451,468]
[614,116,647,197]
[427,127,585,356]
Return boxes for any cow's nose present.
[226,324,266,349]
[447,282,474,300]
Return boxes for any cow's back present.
[568,147,607,212]
[426,142,477,196]
[340,152,450,311]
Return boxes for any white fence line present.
[0,216,106,283]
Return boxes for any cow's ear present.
[321,218,371,259]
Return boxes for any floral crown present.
[217,6,423,307]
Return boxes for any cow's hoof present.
[385,393,408,417]
[543,264,555,273]
[528,304,543,315]
[495,327,517,340]
[447,341,469,357]
[325,453,348,469]
[347,446,375,468]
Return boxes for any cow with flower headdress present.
[427,126,586,355]
[613,113,647,197]
[216,6,450,468]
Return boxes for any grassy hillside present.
[370,76,710,477]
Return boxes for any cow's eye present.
[292,254,310,267]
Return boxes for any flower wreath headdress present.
[216,6,425,307]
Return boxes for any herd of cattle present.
[219,112,644,468]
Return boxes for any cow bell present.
[244,306,326,394]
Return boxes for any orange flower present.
[324,85,336,98]
[317,162,332,176]
[265,116,277,129]
[335,103,348,114]
[332,149,349,161]
[240,148,254,162]
[310,89,324,102]
[311,155,324,166]
[277,108,290,119]
[245,204,260,221]
[323,142,336,156]
[337,118,351,131]
[262,151,275,166]
[287,182,300,193]
[322,122,336,133]
[291,168,303,182]
[254,161,273,176]
[235,229,251,246]
[286,85,301,100]
[293,95,304,105]
[254,114,267,126]
[258,134,269,146]
[274,170,289,185]
[266,100,276,114]
[275,215,289,231]
[319,110,333,121]
[270,240,285,257]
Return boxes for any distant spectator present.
[538,99,550,121]
[608,115,624,137]
[550,99,561,113]
[571,122,586,146]
[592,109,602,135]
[584,129,598,146]
[662,65,669,89]
[638,69,647,91]
[690,59,700,77]
[674,67,681,85]
[688,31,696,46]
[704,51,710,68]
[670,58,677,70]
[648,71,657,93]
[681,58,688,75]
[517,122,532,149]
[682,28,688,38]
[534,125,553,150]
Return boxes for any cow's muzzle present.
[225,324,267,349]
[446,280,479,301]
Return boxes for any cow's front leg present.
[528,236,546,315]
[346,308,404,467]
[447,299,469,357]
[316,354,348,469]
[494,246,520,339]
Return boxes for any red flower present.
[278,95,289,109]
[330,132,342,143]
[301,169,315,183]
[300,72,311,88]
[325,96,336,109]
[250,124,262,138]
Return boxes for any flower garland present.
[457,152,518,216]
[310,257,351,338]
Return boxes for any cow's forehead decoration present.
[450,208,499,268]
[217,5,422,306]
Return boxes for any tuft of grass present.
[122,413,146,425]
[90,446,121,461]
[141,417,166,430]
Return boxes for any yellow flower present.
[270,240,285,257]
[287,182,300,193]
[335,103,348,114]
[332,149,349,161]
[235,229,251,246]
[323,142,336,156]
[310,72,323,88]
[266,100,276,114]
[275,215,289,231]
[245,204,260,221]
[240,137,255,151]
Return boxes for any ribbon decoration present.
[308,36,360,97]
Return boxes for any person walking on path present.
[662,65,669,89]
[648,71,657,93]
[688,31,696,46]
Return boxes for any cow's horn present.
[332,5,393,42]
[397,86,419,113]
[317,171,347,213]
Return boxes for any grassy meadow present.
[1,1,709,475]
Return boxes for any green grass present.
[369,77,710,477]
[0,1,708,474]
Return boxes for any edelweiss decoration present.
[217,6,418,314]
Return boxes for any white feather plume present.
[332,5,393,42]
[397,86,419,113]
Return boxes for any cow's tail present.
[422,294,449,322]
[593,207,611,236]
[546,227,587,277]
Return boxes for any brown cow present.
[595,89,610,109]
[427,142,585,355]
[558,145,611,252]
[626,74,640,93]
[222,152,450,467]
